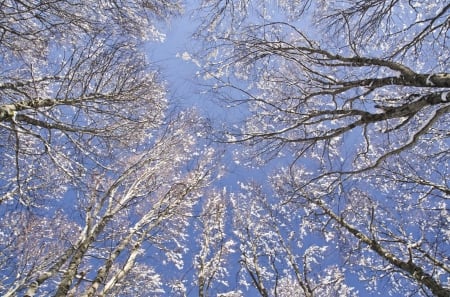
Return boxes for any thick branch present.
[255,36,450,88]
[0,99,56,121]
[342,73,450,89]
[314,199,450,297]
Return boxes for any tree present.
[231,181,357,297]
[0,1,227,296]
[0,0,181,207]
[194,0,450,295]
[0,111,219,296]
[2,0,449,295]
[195,188,235,297]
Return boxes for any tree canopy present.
[0,0,448,296]
[194,0,449,296]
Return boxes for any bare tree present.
[0,0,181,206]
[195,188,235,297]
[194,0,449,296]
[0,1,234,296]
[230,181,357,297]
[0,111,219,296]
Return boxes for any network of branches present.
[0,0,448,296]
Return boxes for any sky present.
[149,14,206,111]
[2,1,447,296]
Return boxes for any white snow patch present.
[179,51,191,61]
[426,74,435,86]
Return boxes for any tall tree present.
[195,188,235,297]
[0,111,219,296]
[0,0,181,206]
[194,0,450,296]
[0,1,225,296]
[231,181,358,297]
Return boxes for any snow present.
[426,74,435,86]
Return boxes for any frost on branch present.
[0,0,180,207]
[193,0,449,295]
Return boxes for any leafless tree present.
[194,0,450,296]
[230,181,357,297]
[0,0,181,207]
[195,189,235,297]
[0,1,232,296]
[0,111,219,296]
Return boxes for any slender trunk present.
[53,215,112,297]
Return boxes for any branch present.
[313,198,450,297]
